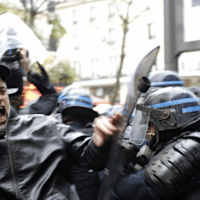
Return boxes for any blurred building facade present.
[2,0,200,103]
[53,0,164,104]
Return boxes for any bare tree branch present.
[111,0,132,104]
[116,0,121,17]
[20,0,28,23]
[35,0,46,12]
[20,0,26,7]
[30,0,34,12]
[119,14,124,21]
[111,0,150,104]
[37,1,62,14]
[123,0,132,4]
[124,0,131,22]
[129,6,149,23]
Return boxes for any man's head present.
[1,48,27,109]
[143,87,200,132]
[58,85,98,126]
[0,63,12,129]
[132,86,200,148]
[0,78,10,129]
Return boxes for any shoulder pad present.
[144,131,200,199]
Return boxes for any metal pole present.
[164,0,179,71]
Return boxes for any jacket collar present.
[9,106,18,119]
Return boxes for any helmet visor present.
[129,108,150,145]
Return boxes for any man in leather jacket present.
[0,63,119,200]
[57,85,100,200]
[108,86,200,200]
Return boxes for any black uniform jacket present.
[0,107,109,200]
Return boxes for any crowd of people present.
[0,46,200,200]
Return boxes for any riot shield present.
[99,46,160,200]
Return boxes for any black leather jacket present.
[0,107,109,200]
[17,92,58,115]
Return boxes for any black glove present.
[115,140,138,176]
[27,62,56,95]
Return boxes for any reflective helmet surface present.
[144,86,200,132]
[58,85,98,120]
[148,70,184,89]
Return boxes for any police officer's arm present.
[111,132,200,200]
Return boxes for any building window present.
[73,10,78,24]
[108,29,115,45]
[91,59,99,79]
[73,35,79,50]
[192,0,200,7]
[74,61,81,79]
[48,0,55,12]
[90,7,96,22]
[148,23,156,40]
[108,3,116,18]
[110,56,117,77]
[49,34,58,51]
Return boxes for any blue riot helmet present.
[146,70,185,94]
[136,70,185,122]
[129,71,185,143]
[143,87,200,131]
[130,87,200,148]
[148,70,184,87]
[58,85,98,124]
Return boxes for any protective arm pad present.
[144,132,200,199]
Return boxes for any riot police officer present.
[109,86,200,200]
[123,70,185,141]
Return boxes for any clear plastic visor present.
[129,109,150,145]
